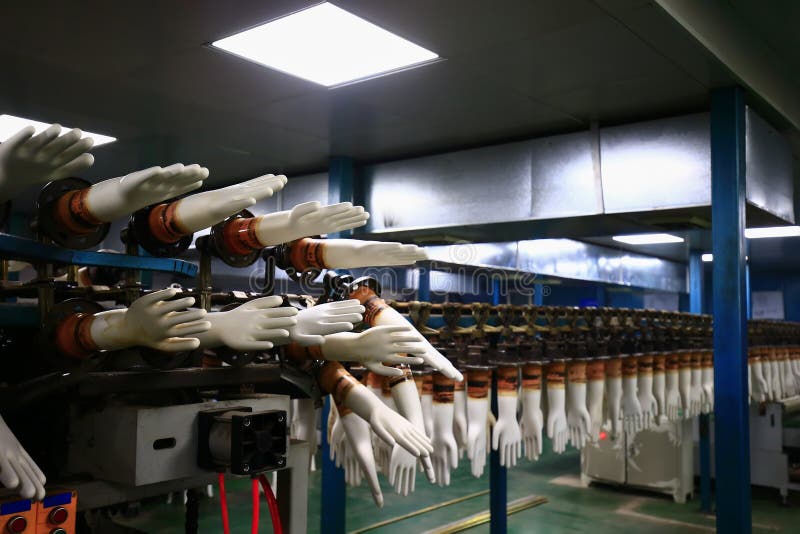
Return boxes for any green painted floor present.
[118,441,799,533]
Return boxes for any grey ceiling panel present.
[530,131,600,219]
[363,140,533,232]
[745,107,795,223]
[600,113,711,213]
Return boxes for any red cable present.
[217,473,231,534]
[252,477,260,534]
[258,474,284,534]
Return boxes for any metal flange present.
[36,177,110,249]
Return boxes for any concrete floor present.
[118,441,799,533]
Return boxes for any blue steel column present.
[690,252,712,513]
[711,87,751,533]
[418,264,431,301]
[320,157,354,534]
[489,278,506,534]
[328,156,356,238]
[534,283,544,306]
[320,396,345,534]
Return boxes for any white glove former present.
[281,237,428,271]
[520,362,544,460]
[665,352,683,420]
[605,357,624,438]
[636,354,658,430]
[689,351,704,417]
[143,174,287,242]
[218,201,369,255]
[492,365,522,467]
[349,285,463,381]
[340,406,384,508]
[700,350,714,413]
[586,359,606,442]
[431,373,458,487]
[55,288,210,357]
[453,377,468,457]
[288,300,365,346]
[621,355,643,434]
[54,164,208,232]
[0,124,95,203]
[0,415,46,500]
[418,372,434,438]
[565,360,591,449]
[678,351,693,419]
[193,296,298,352]
[466,367,490,476]
[389,368,436,493]
[316,325,426,375]
[316,362,432,461]
[545,361,569,454]
[652,354,667,422]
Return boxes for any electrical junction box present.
[65,395,289,486]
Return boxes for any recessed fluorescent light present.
[0,114,116,146]
[212,2,439,87]
[612,233,684,245]
[702,254,713,262]
[744,226,800,239]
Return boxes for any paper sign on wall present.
[752,291,784,319]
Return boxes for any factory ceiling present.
[3,0,791,186]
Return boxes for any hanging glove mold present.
[209,201,369,267]
[303,361,433,461]
[130,174,286,257]
[546,359,569,453]
[466,365,491,476]
[389,366,436,492]
[345,278,463,381]
[38,164,208,249]
[431,371,458,486]
[636,353,658,430]
[492,361,522,467]
[665,351,683,420]
[565,359,592,449]
[520,360,544,460]
[0,124,95,203]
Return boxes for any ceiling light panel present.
[0,114,116,146]
[212,2,438,87]
[612,233,684,245]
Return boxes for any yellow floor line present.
[348,490,489,534]
[422,495,548,534]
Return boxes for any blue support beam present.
[534,283,544,306]
[690,252,712,513]
[0,233,197,277]
[320,396,345,534]
[320,156,352,534]
[710,87,751,533]
[418,265,431,301]
[328,156,356,239]
[489,279,506,534]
